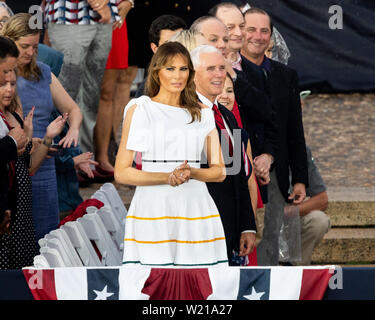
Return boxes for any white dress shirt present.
[197,91,255,235]
[0,115,17,147]
[197,91,234,143]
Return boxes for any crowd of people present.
[0,0,330,270]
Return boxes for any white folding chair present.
[100,183,127,222]
[79,210,121,266]
[97,205,124,256]
[80,208,122,265]
[33,254,50,268]
[41,238,72,267]
[39,247,65,268]
[38,238,47,248]
[47,229,83,267]
[91,189,111,208]
[60,221,103,266]
[91,189,124,226]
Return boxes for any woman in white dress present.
[115,42,228,267]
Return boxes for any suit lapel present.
[197,96,235,137]
[218,103,235,135]
[240,54,251,75]
[198,97,235,137]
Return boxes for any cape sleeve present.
[123,97,150,153]
[203,108,216,136]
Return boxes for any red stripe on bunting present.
[141,268,213,300]
[299,269,332,300]
[22,269,57,300]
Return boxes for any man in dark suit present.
[135,14,187,98]
[191,44,257,265]
[127,0,220,74]
[209,2,278,198]
[0,36,28,232]
[241,8,308,265]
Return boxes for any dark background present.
[238,0,375,93]
[7,0,375,93]
[5,0,41,13]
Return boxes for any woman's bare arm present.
[114,104,171,186]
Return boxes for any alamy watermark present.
[28,4,344,30]
[328,266,343,290]
[329,5,344,30]
[28,5,43,30]
[132,127,243,176]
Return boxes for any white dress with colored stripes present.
[122,96,228,267]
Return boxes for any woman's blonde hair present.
[145,41,201,122]
[168,29,206,52]
[1,13,41,81]
[6,93,21,113]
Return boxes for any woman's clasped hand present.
[168,160,191,187]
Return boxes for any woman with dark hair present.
[1,13,82,242]
[115,41,228,267]
[0,66,67,269]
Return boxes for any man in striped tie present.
[191,44,257,265]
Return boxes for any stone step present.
[256,207,375,264]
[80,183,375,264]
[326,202,375,227]
[311,228,375,264]
[327,187,375,202]
[326,187,375,227]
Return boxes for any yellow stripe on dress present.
[124,237,226,244]
[126,214,221,221]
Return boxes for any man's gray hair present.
[190,44,222,69]
[190,15,225,34]
[0,2,14,17]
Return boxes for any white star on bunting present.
[244,287,266,300]
[93,285,115,300]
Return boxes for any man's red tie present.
[0,110,16,191]
[212,104,233,156]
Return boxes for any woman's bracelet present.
[42,138,52,148]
